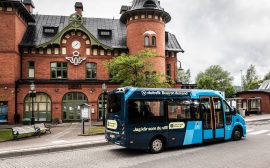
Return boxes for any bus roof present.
[110,87,225,100]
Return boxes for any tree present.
[105,50,172,88]
[195,65,235,97]
[263,71,270,81]
[178,68,191,84]
[242,64,261,90]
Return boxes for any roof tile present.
[20,14,183,51]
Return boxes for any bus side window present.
[128,100,165,123]
[128,101,141,123]
[224,101,232,125]
[190,100,200,120]
[142,101,165,121]
[167,100,192,120]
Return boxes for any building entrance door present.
[62,92,88,121]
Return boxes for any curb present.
[0,141,110,159]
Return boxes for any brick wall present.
[238,92,270,113]
[127,19,166,75]
[0,8,28,124]
[22,54,112,80]
[166,56,177,81]
[16,83,119,121]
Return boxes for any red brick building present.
[0,0,193,124]
[236,80,270,114]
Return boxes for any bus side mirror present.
[230,108,237,115]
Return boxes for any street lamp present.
[177,60,184,83]
[29,83,36,125]
[101,82,107,126]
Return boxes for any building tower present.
[0,0,35,124]
[120,0,171,76]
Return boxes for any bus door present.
[223,100,233,140]
[201,97,225,141]
[212,97,225,139]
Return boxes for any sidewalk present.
[1,114,270,159]
[0,123,108,158]
[244,113,270,122]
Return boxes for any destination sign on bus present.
[141,90,190,96]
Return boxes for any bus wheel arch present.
[232,125,243,141]
[149,135,167,153]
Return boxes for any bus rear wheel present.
[232,127,242,141]
[150,138,164,153]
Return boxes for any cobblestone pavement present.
[1,121,270,168]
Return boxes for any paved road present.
[1,120,270,168]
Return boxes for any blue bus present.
[105,87,246,153]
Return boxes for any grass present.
[0,129,13,142]
[86,126,105,135]
[0,129,37,142]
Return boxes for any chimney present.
[23,0,35,14]
[75,2,83,16]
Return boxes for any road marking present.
[51,140,68,144]
[246,129,253,133]
[249,130,270,135]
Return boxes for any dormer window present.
[43,26,58,35]
[98,29,112,37]
[143,0,157,8]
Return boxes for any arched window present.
[98,94,108,120]
[24,93,52,122]
[152,36,156,46]
[144,36,150,46]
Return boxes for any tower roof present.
[130,0,163,10]
[120,0,171,24]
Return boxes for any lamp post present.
[101,82,107,126]
[177,60,184,83]
[29,83,36,125]
[240,69,243,91]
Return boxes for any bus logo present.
[141,91,147,96]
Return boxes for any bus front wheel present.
[150,138,164,153]
[232,127,242,141]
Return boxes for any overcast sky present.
[32,0,270,85]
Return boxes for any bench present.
[11,126,40,139]
[34,123,51,134]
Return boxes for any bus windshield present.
[107,94,122,114]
